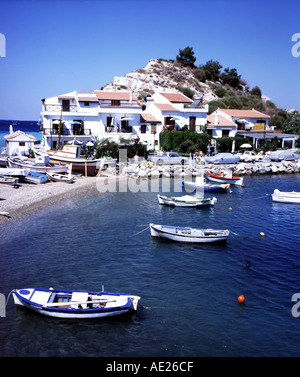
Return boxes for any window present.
[222,130,230,137]
[189,117,196,131]
[140,124,147,134]
[62,99,70,112]
[19,142,25,146]
[151,124,157,134]
[111,100,120,106]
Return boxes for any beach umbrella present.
[85,141,94,147]
[240,143,252,149]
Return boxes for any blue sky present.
[0,0,299,120]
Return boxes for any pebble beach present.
[0,174,105,224]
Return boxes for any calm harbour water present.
[1,171,300,357]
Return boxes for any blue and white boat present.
[150,223,229,243]
[25,171,48,184]
[12,287,141,319]
[158,194,217,207]
[182,176,230,193]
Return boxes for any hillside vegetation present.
[103,46,300,135]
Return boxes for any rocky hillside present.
[102,59,220,103]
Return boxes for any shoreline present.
[1,160,300,224]
[0,173,126,225]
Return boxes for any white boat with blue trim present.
[272,189,300,204]
[157,194,217,207]
[12,287,141,319]
[150,223,229,243]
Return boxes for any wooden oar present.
[44,298,118,307]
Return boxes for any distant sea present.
[0,119,42,150]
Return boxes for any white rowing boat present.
[272,189,300,204]
[150,223,229,243]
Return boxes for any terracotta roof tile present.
[155,103,179,112]
[5,130,36,140]
[207,115,236,127]
[140,112,160,123]
[77,96,99,102]
[219,108,270,118]
[160,92,193,103]
[94,91,138,101]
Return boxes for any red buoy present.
[238,295,245,304]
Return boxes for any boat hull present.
[272,189,300,203]
[12,288,140,319]
[47,172,74,183]
[157,194,216,207]
[0,176,19,185]
[8,158,68,174]
[182,180,230,192]
[150,223,229,243]
[48,155,101,175]
[204,171,243,185]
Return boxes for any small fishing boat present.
[204,170,243,186]
[25,171,48,184]
[47,172,74,183]
[0,176,19,186]
[8,156,68,174]
[150,223,229,243]
[272,189,300,204]
[157,194,217,207]
[0,167,30,177]
[36,145,103,176]
[12,287,141,319]
[182,176,230,193]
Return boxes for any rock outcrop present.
[102,59,219,103]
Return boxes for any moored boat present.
[47,172,74,183]
[36,145,103,176]
[24,171,48,184]
[0,176,19,186]
[182,176,230,193]
[157,194,217,207]
[150,223,229,243]
[204,170,243,186]
[272,189,300,204]
[12,287,141,319]
[0,167,30,177]
[8,156,68,174]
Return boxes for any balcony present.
[105,126,133,133]
[41,128,91,136]
[43,104,78,112]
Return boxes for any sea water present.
[0,170,300,357]
[0,120,41,151]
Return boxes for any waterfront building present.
[210,108,271,132]
[4,128,37,156]
[40,90,209,151]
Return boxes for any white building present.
[4,129,37,156]
[210,108,271,132]
[40,89,209,151]
[206,114,237,138]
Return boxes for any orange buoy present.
[238,295,245,304]
[241,184,245,187]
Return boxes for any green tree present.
[178,86,194,99]
[250,86,262,97]
[176,46,196,68]
[202,60,222,81]
[282,110,300,134]
[221,67,241,88]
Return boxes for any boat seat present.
[71,292,88,309]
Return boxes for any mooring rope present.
[5,289,15,307]
[115,225,150,242]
